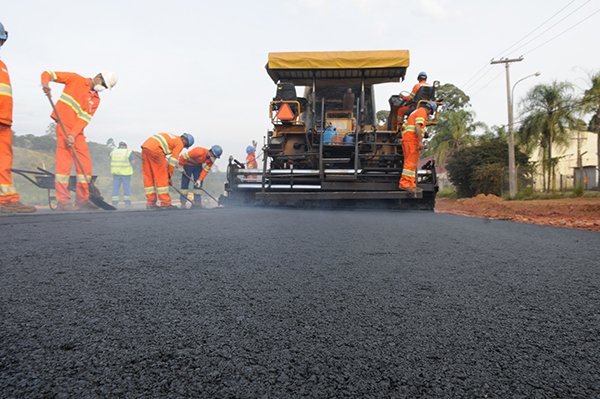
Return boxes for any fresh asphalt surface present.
[1,207,599,398]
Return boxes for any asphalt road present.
[1,207,599,398]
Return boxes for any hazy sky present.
[3,0,599,169]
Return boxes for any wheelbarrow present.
[11,167,99,210]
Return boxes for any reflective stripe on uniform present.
[182,151,199,165]
[76,174,90,184]
[402,168,416,177]
[55,174,70,184]
[58,93,92,123]
[167,155,178,167]
[156,186,169,194]
[202,164,211,173]
[144,186,157,194]
[0,184,17,196]
[151,134,170,154]
[415,117,425,124]
[46,71,58,81]
[0,83,12,97]
[110,149,133,175]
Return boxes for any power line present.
[493,0,579,58]
[460,0,581,91]
[470,70,505,97]
[522,7,600,56]
[463,66,495,91]
[509,0,592,56]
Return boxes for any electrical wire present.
[493,0,579,58]
[522,7,600,56]
[461,1,587,92]
[509,0,593,56]
[470,70,505,97]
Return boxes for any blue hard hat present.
[246,145,255,154]
[417,71,427,80]
[426,101,437,113]
[0,22,8,41]
[210,145,223,159]
[181,133,194,148]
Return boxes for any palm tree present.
[428,109,480,165]
[517,81,578,192]
[580,72,600,189]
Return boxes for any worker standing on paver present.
[178,144,223,206]
[245,141,258,182]
[110,141,134,207]
[141,132,194,209]
[396,72,429,126]
[399,101,436,193]
[0,22,36,213]
[41,69,118,211]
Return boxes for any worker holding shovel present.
[141,132,194,210]
[178,145,223,207]
[41,69,118,211]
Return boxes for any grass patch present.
[437,187,458,199]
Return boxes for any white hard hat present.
[100,70,118,90]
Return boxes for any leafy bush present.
[447,136,530,198]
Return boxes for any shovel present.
[45,94,116,211]
[180,169,221,205]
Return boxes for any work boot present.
[0,201,37,213]
[146,204,160,210]
[159,205,179,210]
[57,203,80,212]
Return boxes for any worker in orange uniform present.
[396,72,429,127]
[399,101,437,193]
[178,144,223,207]
[245,140,258,182]
[0,22,36,213]
[141,132,194,209]
[41,69,118,211]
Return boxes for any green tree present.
[436,83,471,112]
[376,110,389,126]
[517,81,579,192]
[426,83,484,165]
[580,72,600,188]
[427,109,481,165]
[447,136,530,197]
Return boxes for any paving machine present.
[223,50,441,210]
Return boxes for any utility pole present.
[491,56,523,199]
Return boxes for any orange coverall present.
[141,133,184,207]
[246,150,258,182]
[0,59,20,205]
[41,71,100,205]
[399,107,428,189]
[179,146,215,183]
[397,79,428,125]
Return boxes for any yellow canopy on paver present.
[266,50,410,85]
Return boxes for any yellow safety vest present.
[110,148,133,176]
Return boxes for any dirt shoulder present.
[436,194,600,232]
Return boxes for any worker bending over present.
[0,21,36,213]
[110,141,134,207]
[396,72,429,126]
[141,132,194,209]
[178,145,223,207]
[41,69,118,211]
[399,101,437,193]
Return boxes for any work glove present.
[194,180,203,189]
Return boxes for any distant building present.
[528,130,598,191]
